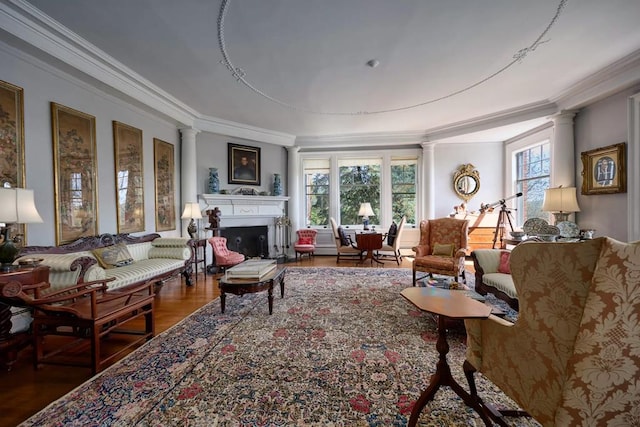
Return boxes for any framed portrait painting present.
[581,142,626,195]
[113,121,145,233]
[228,143,261,186]
[0,80,25,240]
[154,138,176,231]
[51,102,99,244]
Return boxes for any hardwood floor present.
[0,255,416,427]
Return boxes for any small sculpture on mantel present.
[206,207,221,231]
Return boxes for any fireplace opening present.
[221,226,269,258]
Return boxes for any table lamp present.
[542,186,580,223]
[0,188,44,271]
[358,202,375,230]
[181,202,203,238]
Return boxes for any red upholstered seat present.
[294,229,317,260]
[208,236,245,270]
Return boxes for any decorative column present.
[287,146,301,232]
[421,142,436,219]
[550,111,577,186]
[179,127,200,237]
[628,93,640,241]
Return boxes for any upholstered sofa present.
[471,249,517,310]
[464,237,640,426]
[17,233,194,295]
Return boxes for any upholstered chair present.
[294,229,317,260]
[208,236,245,272]
[375,216,406,265]
[464,237,640,426]
[411,217,468,285]
[329,218,363,263]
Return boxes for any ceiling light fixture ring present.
[217,0,569,116]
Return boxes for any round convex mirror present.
[453,164,480,202]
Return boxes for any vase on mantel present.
[208,168,219,194]
[273,173,282,196]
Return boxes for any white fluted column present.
[287,146,301,231]
[179,127,200,237]
[421,142,436,219]
[551,111,577,186]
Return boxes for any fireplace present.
[221,226,269,258]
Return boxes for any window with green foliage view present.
[339,161,381,226]
[391,162,416,225]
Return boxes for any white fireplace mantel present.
[199,194,289,218]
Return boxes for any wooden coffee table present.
[218,266,286,315]
[401,287,494,426]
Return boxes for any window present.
[303,159,330,226]
[338,159,381,226]
[514,142,550,224]
[390,159,417,225]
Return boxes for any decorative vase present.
[208,168,219,194]
[273,173,282,196]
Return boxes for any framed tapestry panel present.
[113,121,145,233]
[580,142,627,195]
[154,138,176,231]
[0,80,25,240]
[228,143,261,186]
[51,102,99,245]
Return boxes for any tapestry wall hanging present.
[51,102,99,245]
[154,138,176,231]
[113,121,145,233]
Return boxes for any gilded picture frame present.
[154,138,176,231]
[0,80,26,241]
[581,142,627,195]
[113,121,145,233]
[51,102,99,244]
[228,143,261,186]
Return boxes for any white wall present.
[434,142,504,217]
[574,84,640,241]
[2,44,181,246]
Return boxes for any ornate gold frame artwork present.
[154,138,176,232]
[51,102,99,244]
[0,80,26,241]
[113,121,145,233]
[581,142,627,195]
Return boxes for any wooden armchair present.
[0,276,155,375]
[329,218,363,263]
[376,216,406,265]
[464,237,640,425]
[412,218,468,285]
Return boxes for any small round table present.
[355,232,384,265]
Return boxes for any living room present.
[1,1,640,425]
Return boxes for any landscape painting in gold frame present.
[51,102,99,245]
[113,121,145,233]
[0,80,26,241]
[153,138,176,232]
[581,142,626,195]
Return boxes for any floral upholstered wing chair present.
[464,237,640,426]
[411,217,469,285]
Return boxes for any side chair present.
[329,217,363,263]
[293,229,317,260]
[208,236,245,272]
[376,216,406,265]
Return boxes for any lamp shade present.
[358,202,375,217]
[542,187,580,213]
[181,202,203,219]
[0,188,43,224]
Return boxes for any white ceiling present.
[4,0,640,145]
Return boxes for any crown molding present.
[1,0,294,146]
[553,48,640,110]
[194,115,296,146]
[295,130,427,149]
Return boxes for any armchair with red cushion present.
[294,229,317,260]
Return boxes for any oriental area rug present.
[22,267,539,427]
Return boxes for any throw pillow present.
[337,226,350,247]
[498,251,511,274]
[298,237,313,245]
[387,222,398,246]
[92,243,134,269]
[432,242,454,257]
